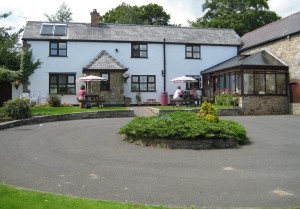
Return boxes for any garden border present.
[0,110,134,130]
[147,107,243,116]
[125,137,238,150]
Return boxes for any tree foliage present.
[101,2,170,25]
[101,3,144,24]
[19,49,42,84]
[0,67,19,82]
[44,2,73,22]
[0,12,22,71]
[0,12,41,84]
[189,0,281,36]
[139,3,171,25]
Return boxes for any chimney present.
[90,9,100,27]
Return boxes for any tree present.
[101,2,170,25]
[0,12,41,83]
[139,3,170,25]
[189,0,280,36]
[19,49,42,84]
[0,12,22,71]
[44,2,73,22]
[101,3,144,24]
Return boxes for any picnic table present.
[169,94,198,107]
[85,95,105,108]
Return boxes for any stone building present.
[201,50,289,115]
[240,11,300,115]
[202,11,300,115]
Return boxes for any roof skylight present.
[40,23,67,36]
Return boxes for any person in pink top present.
[77,85,86,108]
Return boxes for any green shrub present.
[118,112,248,144]
[0,107,7,118]
[3,98,32,119]
[47,94,61,107]
[215,89,238,106]
[197,101,219,123]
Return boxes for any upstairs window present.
[50,41,67,57]
[186,44,201,59]
[131,43,148,58]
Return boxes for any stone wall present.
[241,33,300,114]
[291,103,300,115]
[0,110,134,130]
[238,96,289,115]
[100,72,125,105]
[125,137,238,150]
[148,107,243,116]
[84,71,125,105]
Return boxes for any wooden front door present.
[0,82,12,107]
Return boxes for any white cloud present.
[269,0,300,17]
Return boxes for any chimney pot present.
[90,9,100,27]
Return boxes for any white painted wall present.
[18,40,238,104]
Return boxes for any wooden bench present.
[144,99,160,106]
[169,95,182,107]
[169,94,198,107]
[170,98,183,107]
[78,95,105,108]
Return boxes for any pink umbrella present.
[170,76,197,83]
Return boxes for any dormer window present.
[40,23,67,36]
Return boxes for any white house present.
[17,9,241,105]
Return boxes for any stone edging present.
[125,137,238,150]
[0,110,134,130]
[147,107,243,116]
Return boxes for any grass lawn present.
[0,184,192,209]
[31,106,127,116]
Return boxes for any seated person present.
[77,85,86,108]
[190,87,200,105]
[173,86,183,100]
[173,86,183,106]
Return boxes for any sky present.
[1,0,300,31]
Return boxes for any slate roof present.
[83,50,127,71]
[22,21,241,46]
[241,11,300,51]
[201,50,288,74]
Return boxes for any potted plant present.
[124,96,132,106]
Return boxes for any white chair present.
[39,93,48,104]
[19,93,30,99]
[30,92,39,105]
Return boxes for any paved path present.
[130,106,156,117]
[0,115,300,208]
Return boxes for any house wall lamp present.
[13,80,20,89]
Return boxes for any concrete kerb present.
[0,110,134,130]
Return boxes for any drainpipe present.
[163,38,166,91]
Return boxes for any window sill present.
[49,55,68,57]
